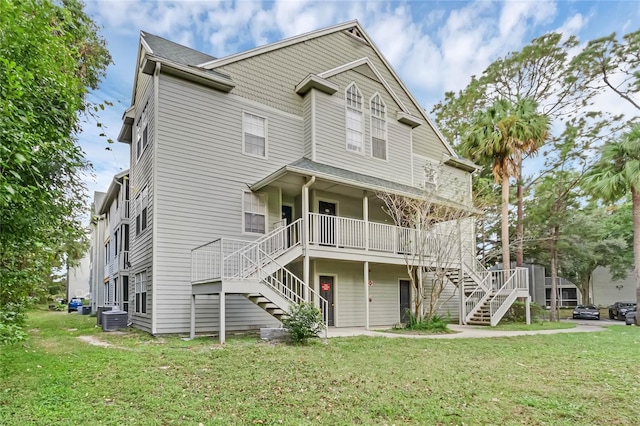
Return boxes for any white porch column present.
[363,192,369,251]
[525,296,531,325]
[302,177,315,301]
[190,294,196,339]
[364,261,370,329]
[458,220,465,325]
[219,291,226,344]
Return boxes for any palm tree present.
[584,125,640,324]
[461,98,550,268]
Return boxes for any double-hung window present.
[243,112,267,158]
[135,271,147,314]
[135,104,148,161]
[243,191,266,234]
[345,83,363,154]
[370,94,387,160]
[135,187,148,236]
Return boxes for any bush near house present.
[281,302,325,344]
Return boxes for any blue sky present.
[79,0,640,204]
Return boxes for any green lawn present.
[491,321,576,331]
[1,309,639,425]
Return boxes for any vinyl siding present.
[152,74,304,334]
[314,260,410,327]
[423,271,460,321]
[314,71,413,186]
[302,93,312,158]
[412,155,472,205]
[215,30,451,169]
[129,72,155,333]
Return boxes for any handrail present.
[488,268,528,326]
[226,219,302,279]
[235,245,328,332]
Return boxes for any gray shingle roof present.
[141,32,216,66]
[288,158,425,197]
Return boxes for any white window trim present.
[345,83,364,155]
[135,186,149,237]
[242,190,268,235]
[134,271,148,315]
[369,92,388,162]
[242,111,268,159]
[135,103,149,163]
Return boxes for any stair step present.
[467,319,491,326]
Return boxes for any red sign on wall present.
[321,283,331,291]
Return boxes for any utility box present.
[102,310,128,331]
[97,306,113,326]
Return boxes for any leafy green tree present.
[584,125,640,324]
[461,98,549,268]
[571,30,640,111]
[0,0,111,342]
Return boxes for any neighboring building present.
[67,253,90,300]
[591,267,636,307]
[115,21,529,340]
[97,170,131,315]
[88,191,106,312]
[543,277,581,308]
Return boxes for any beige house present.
[116,21,529,341]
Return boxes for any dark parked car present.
[625,311,637,325]
[572,305,600,320]
[609,301,637,320]
[68,297,83,313]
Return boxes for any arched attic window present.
[370,94,387,160]
[345,83,363,154]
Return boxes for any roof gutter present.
[140,54,235,93]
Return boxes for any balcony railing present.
[308,213,443,257]
[119,251,130,271]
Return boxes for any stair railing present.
[488,268,528,326]
[237,246,329,333]
[224,219,302,279]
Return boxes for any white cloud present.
[555,13,587,38]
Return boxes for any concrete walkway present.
[326,321,609,339]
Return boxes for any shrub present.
[404,310,450,333]
[503,301,546,323]
[0,303,28,345]
[281,302,326,344]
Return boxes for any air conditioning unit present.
[102,310,128,331]
[97,306,113,326]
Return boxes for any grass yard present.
[1,309,639,425]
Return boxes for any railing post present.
[363,193,369,251]
[219,241,224,279]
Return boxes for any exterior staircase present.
[191,219,328,328]
[444,250,529,326]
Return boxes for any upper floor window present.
[243,191,266,234]
[243,112,267,158]
[370,94,387,160]
[135,103,149,161]
[345,83,363,154]
[135,187,148,236]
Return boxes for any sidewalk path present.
[326,322,608,339]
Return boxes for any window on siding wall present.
[135,271,147,314]
[345,83,363,154]
[135,187,148,236]
[370,94,387,160]
[135,103,149,161]
[243,112,267,157]
[243,191,266,234]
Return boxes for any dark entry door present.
[281,205,292,225]
[318,201,336,246]
[319,275,335,326]
[399,280,411,323]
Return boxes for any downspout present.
[151,61,160,334]
[302,176,316,302]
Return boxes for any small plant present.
[503,301,545,323]
[281,302,325,344]
[403,310,450,333]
